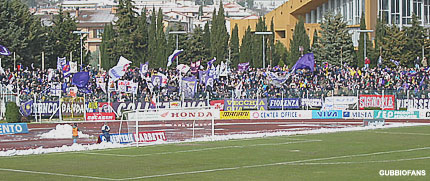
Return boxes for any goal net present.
[119,106,216,146]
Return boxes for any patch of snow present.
[39,124,90,139]
[0,122,428,157]
[0,142,126,157]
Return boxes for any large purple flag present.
[207,57,216,67]
[72,72,90,88]
[0,45,11,56]
[238,62,250,71]
[292,53,315,72]
[181,76,197,99]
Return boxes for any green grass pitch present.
[1,125,429,180]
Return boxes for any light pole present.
[356,30,374,62]
[169,31,187,66]
[255,32,273,69]
[72,31,90,67]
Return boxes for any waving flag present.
[0,45,11,56]
[62,61,72,76]
[390,59,400,66]
[57,57,66,70]
[238,62,250,72]
[19,100,33,117]
[207,57,216,68]
[72,72,90,88]
[167,49,184,67]
[292,53,315,72]
[177,64,190,73]
[109,56,132,80]
[140,62,148,74]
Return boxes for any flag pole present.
[13,52,16,71]
[42,52,45,71]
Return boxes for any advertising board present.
[342,110,374,119]
[396,99,430,110]
[374,110,420,119]
[223,99,268,111]
[99,131,167,144]
[312,110,343,119]
[359,95,395,110]
[220,111,250,119]
[0,123,29,135]
[268,98,300,109]
[250,110,312,119]
[86,112,116,121]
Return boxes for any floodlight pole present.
[73,31,90,67]
[255,32,273,69]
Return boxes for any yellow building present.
[231,0,379,49]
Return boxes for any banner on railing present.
[86,112,116,121]
[268,98,300,109]
[210,100,224,111]
[113,100,208,116]
[223,99,268,111]
[301,98,323,108]
[396,99,430,110]
[324,96,357,110]
[359,95,395,110]
[374,110,419,119]
[250,110,311,119]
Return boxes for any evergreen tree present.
[288,18,310,67]
[370,18,387,68]
[155,8,167,68]
[268,18,275,67]
[183,27,206,64]
[252,17,267,68]
[404,13,426,66]
[113,0,138,62]
[311,30,319,52]
[239,26,253,64]
[100,23,116,70]
[381,25,408,67]
[229,24,240,67]
[147,8,157,67]
[210,1,229,63]
[133,8,149,66]
[203,22,211,58]
[45,7,81,67]
[357,13,372,68]
[0,0,47,68]
[314,13,355,66]
[273,41,288,66]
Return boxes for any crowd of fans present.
[2,60,430,103]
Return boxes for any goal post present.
[121,106,217,146]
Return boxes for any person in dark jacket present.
[101,123,111,142]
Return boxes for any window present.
[276,30,286,38]
[94,29,104,39]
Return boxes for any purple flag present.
[19,100,33,117]
[238,62,250,71]
[207,57,216,67]
[292,53,315,72]
[140,62,148,74]
[72,72,90,88]
[151,75,162,88]
[181,76,197,99]
[199,70,207,84]
[205,75,214,87]
[0,45,11,56]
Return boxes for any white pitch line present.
[118,146,430,180]
[82,139,322,157]
[284,156,430,165]
[372,131,430,136]
[0,168,116,180]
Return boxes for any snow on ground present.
[39,124,90,139]
[1,122,429,157]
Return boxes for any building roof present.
[76,9,117,24]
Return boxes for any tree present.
[252,17,267,68]
[210,1,229,63]
[133,8,149,66]
[155,8,167,68]
[370,18,388,68]
[147,8,157,67]
[0,0,47,68]
[100,23,116,70]
[45,7,81,67]
[357,13,372,68]
[239,26,253,64]
[314,13,355,66]
[273,41,288,66]
[288,18,310,67]
[229,24,240,67]
[381,25,408,67]
[113,0,138,63]
[404,13,426,66]
[183,27,207,64]
[311,30,319,52]
[203,22,211,58]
